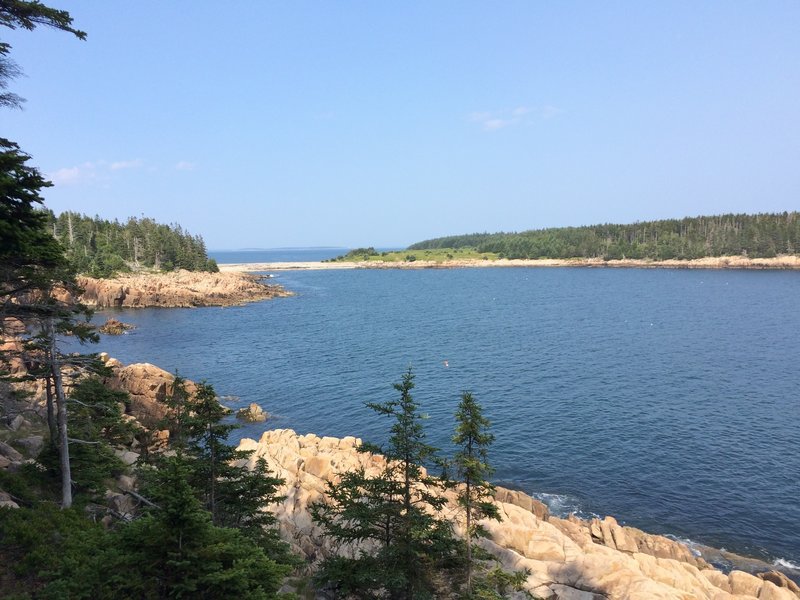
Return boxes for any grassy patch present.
[330,247,499,263]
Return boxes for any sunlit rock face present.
[238,428,800,600]
[77,270,291,308]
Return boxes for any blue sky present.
[3,1,799,249]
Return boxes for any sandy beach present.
[219,255,800,272]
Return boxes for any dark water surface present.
[90,267,800,572]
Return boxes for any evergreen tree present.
[312,368,458,599]
[115,455,290,599]
[0,141,101,511]
[0,377,294,598]
[0,503,130,599]
[0,0,86,109]
[1,0,95,511]
[452,391,501,594]
[33,377,134,503]
[158,378,292,563]
[0,450,291,599]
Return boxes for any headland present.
[74,269,292,308]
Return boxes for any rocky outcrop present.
[759,572,800,596]
[99,318,136,335]
[100,354,197,431]
[578,515,705,567]
[77,269,292,308]
[0,441,24,469]
[237,429,800,600]
[237,403,269,423]
[0,490,19,509]
[0,318,29,378]
[495,486,550,522]
[0,353,194,462]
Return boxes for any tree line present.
[45,211,219,277]
[409,212,800,260]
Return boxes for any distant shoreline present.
[219,255,800,272]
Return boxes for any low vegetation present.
[327,247,499,263]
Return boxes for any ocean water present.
[87,267,800,572]
[209,248,348,263]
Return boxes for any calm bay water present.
[90,266,800,572]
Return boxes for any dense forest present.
[44,211,219,277]
[409,213,800,260]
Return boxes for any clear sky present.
[3,1,799,250]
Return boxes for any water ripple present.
[88,267,800,567]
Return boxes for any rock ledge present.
[76,270,292,308]
[237,428,800,600]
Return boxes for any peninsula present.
[222,212,800,272]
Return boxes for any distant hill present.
[408,213,800,260]
[45,211,218,277]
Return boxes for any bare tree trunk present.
[45,375,58,447]
[466,479,472,591]
[209,429,217,524]
[67,212,74,246]
[47,319,72,509]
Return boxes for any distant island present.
[330,213,800,263]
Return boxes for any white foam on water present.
[774,558,800,572]
[664,534,703,557]
[532,492,597,520]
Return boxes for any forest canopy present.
[44,211,219,277]
[408,213,800,260]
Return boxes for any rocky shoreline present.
[240,428,799,599]
[2,356,798,598]
[219,254,800,272]
[75,269,292,308]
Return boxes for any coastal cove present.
[87,265,800,578]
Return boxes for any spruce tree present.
[157,378,291,562]
[1,0,94,511]
[35,377,134,502]
[312,368,457,599]
[452,391,501,594]
[120,455,289,599]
